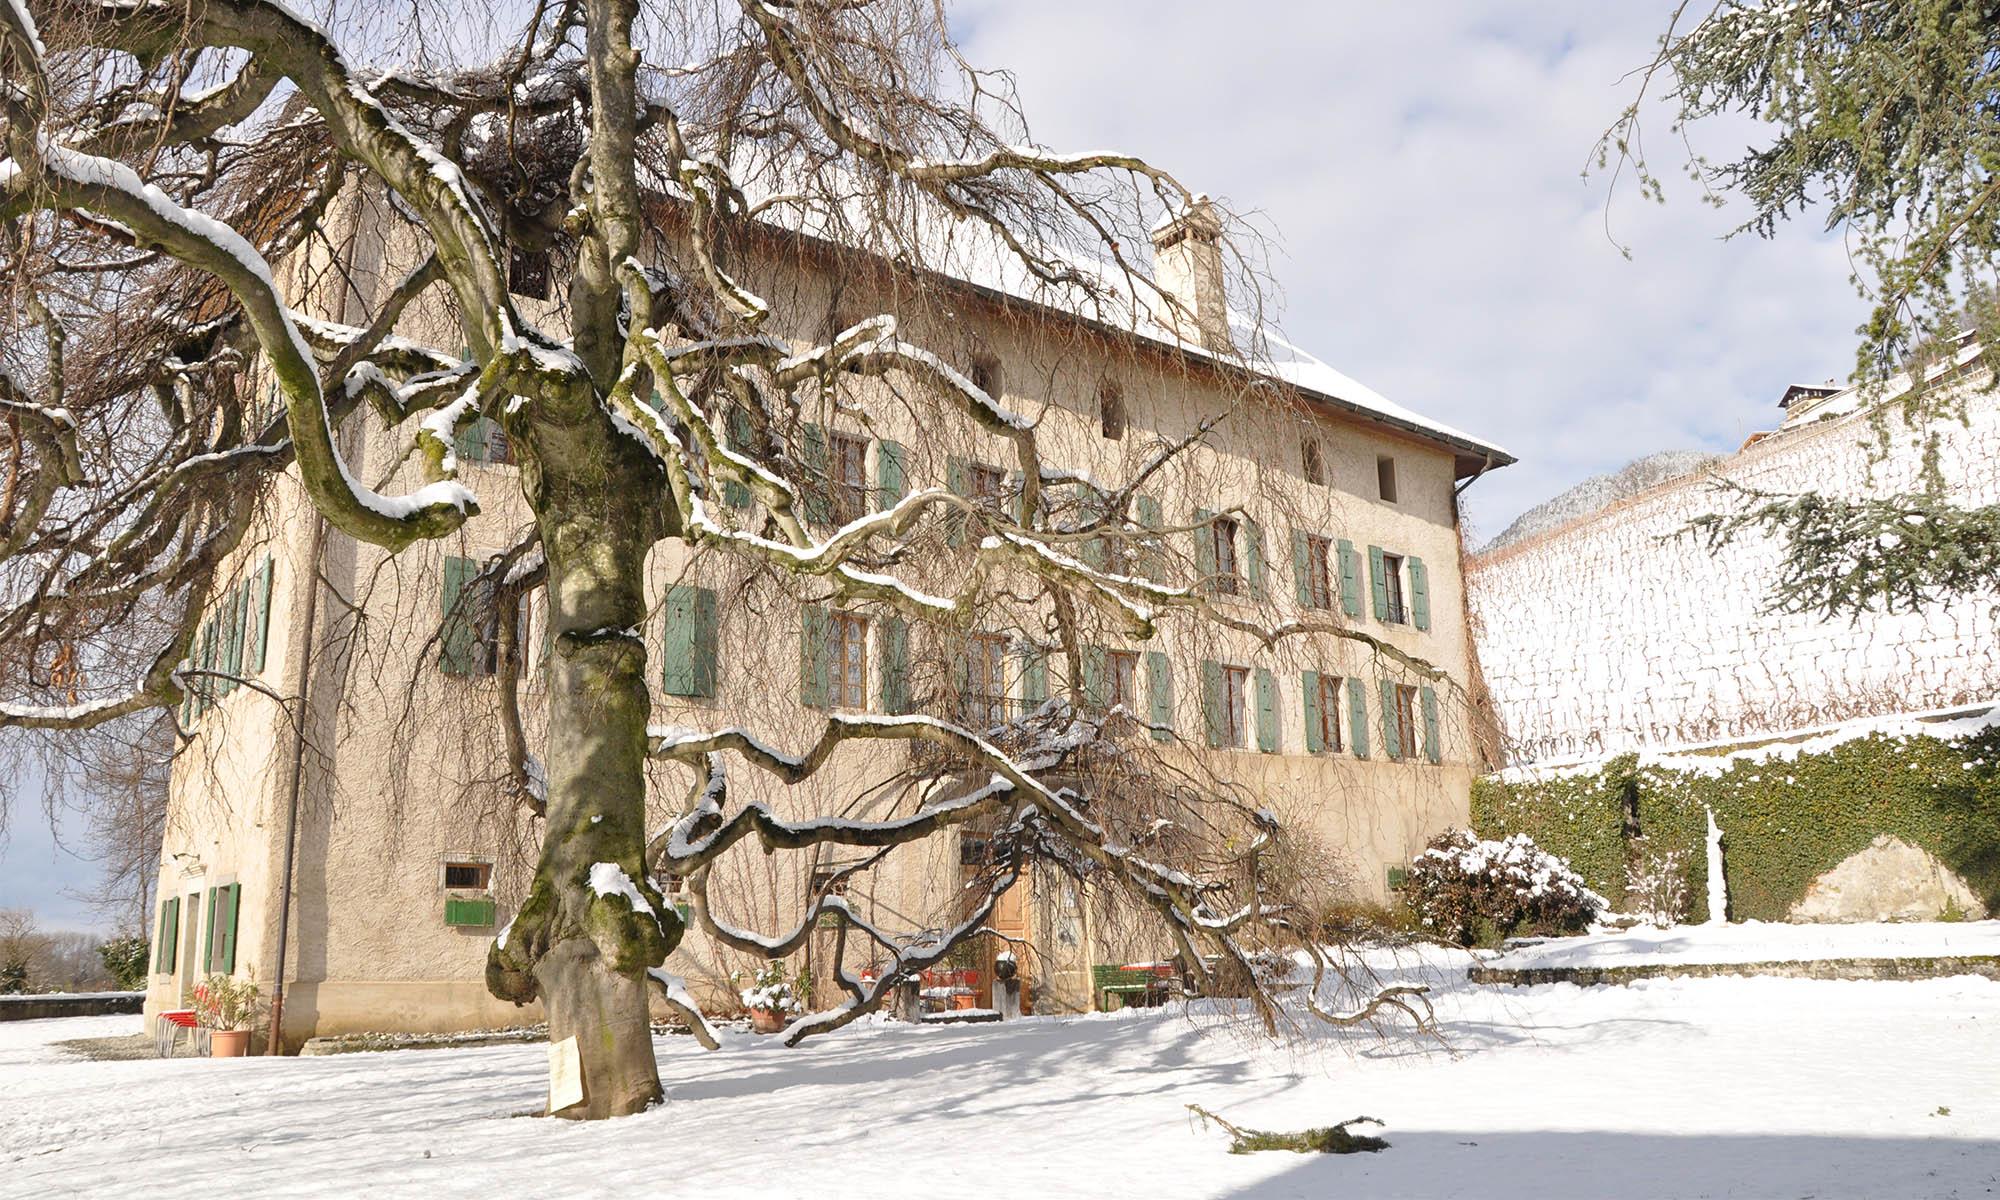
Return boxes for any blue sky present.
[0,3,1871,931]
[956,1,1869,541]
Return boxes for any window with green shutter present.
[878,616,912,715]
[154,897,179,974]
[1146,650,1173,741]
[875,440,908,511]
[1018,642,1049,709]
[1368,544,1390,621]
[1253,667,1279,753]
[1193,509,1218,589]
[661,585,719,698]
[248,556,273,673]
[799,604,832,708]
[1079,645,1108,712]
[799,424,831,525]
[1134,494,1165,582]
[723,405,755,508]
[1244,519,1268,601]
[207,883,240,974]
[1421,685,1441,763]
[440,556,479,676]
[1409,556,1431,631]
[1347,677,1371,758]
[1200,659,1226,748]
[1337,539,1363,618]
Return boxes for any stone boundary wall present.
[0,992,145,1022]
[1469,387,2000,765]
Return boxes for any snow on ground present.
[1488,919,2000,971]
[3,953,1997,1199]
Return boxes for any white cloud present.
[954,1,1871,541]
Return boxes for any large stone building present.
[1469,343,2000,768]
[143,192,1512,1048]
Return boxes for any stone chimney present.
[1149,195,1233,353]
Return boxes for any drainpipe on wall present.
[266,513,327,1054]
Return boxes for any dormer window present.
[968,354,1002,399]
[1099,382,1126,440]
[1303,438,1326,486]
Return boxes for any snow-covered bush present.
[738,962,805,1015]
[1405,830,1607,947]
[1625,836,1691,928]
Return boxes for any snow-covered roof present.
[670,182,1515,473]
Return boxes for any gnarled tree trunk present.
[488,436,677,1119]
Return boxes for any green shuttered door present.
[1368,545,1389,621]
[441,556,477,676]
[1337,539,1363,618]
[1409,557,1431,631]
[1302,670,1323,754]
[1200,659,1225,748]
[1380,679,1403,759]
[799,604,831,708]
[879,616,911,715]
[1421,685,1441,763]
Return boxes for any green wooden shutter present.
[1006,469,1026,523]
[201,886,217,974]
[800,424,830,525]
[799,604,831,708]
[217,883,240,973]
[879,616,911,714]
[1368,545,1390,621]
[221,581,244,693]
[1020,644,1048,708]
[1347,677,1370,759]
[875,439,908,511]
[155,897,179,973]
[723,405,754,509]
[1135,494,1164,581]
[661,585,718,698]
[453,417,486,464]
[249,556,273,673]
[1421,685,1441,763]
[1080,645,1107,711]
[1380,679,1403,759]
[1302,670,1323,754]
[1200,659,1225,748]
[1245,520,1268,601]
[1337,539,1363,618]
[945,455,971,546]
[1194,509,1217,593]
[1146,650,1172,741]
[1253,667,1279,753]
[440,556,476,676]
[1292,530,1313,608]
[1081,496,1110,572]
[1409,556,1431,631]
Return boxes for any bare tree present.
[1,0,1447,1118]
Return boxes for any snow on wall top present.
[1481,449,1723,554]
[1469,379,2000,766]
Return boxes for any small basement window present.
[1376,455,1398,503]
[442,860,492,891]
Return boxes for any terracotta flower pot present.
[750,1007,788,1034]
[209,1029,251,1058]
[951,993,978,1011]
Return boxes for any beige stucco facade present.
[144,191,1510,1049]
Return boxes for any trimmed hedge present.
[1473,727,2000,922]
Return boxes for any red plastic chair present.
[156,1009,200,1058]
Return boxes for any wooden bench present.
[1091,963,1175,1011]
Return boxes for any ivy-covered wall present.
[1473,728,2000,922]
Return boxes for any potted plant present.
[738,963,803,1034]
[192,973,262,1057]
